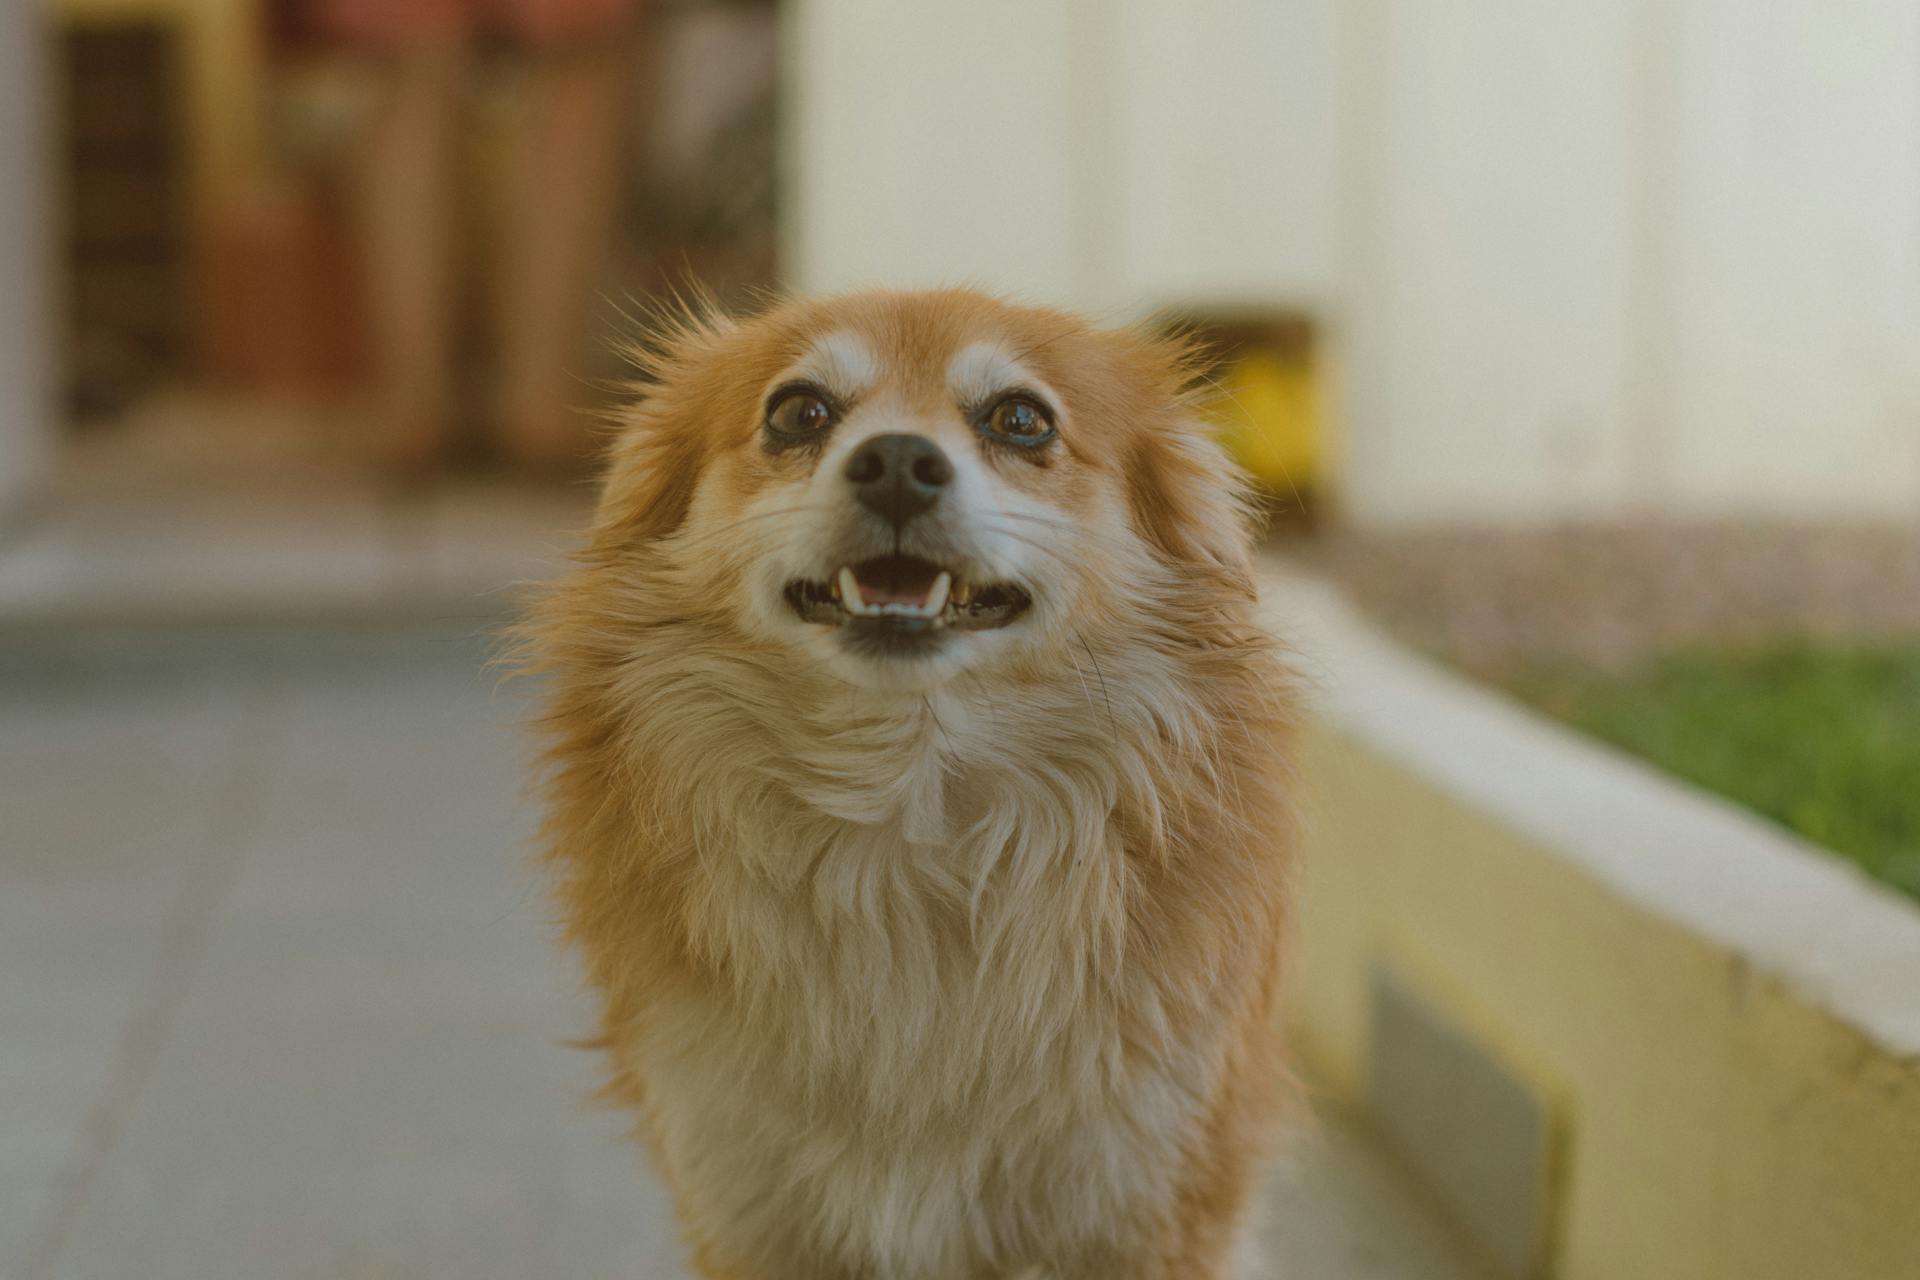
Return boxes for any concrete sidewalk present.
[1,626,1487,1280]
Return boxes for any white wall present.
[0,2,54,522]
[1341,0,1920,524]
[1105,0,1342,313]
[1339,0,1643,522]
[781,0,1085,303]
[1657,0,1920,518]
[781,0,1342,315]
[783,0,1920,525]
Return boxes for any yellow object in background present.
[1206,349,1322,498]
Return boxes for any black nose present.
[843,433,953,527]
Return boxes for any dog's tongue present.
[854,556,939,607]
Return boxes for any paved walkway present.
[1,625,1486,1280]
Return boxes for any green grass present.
[1503,643,1920,903]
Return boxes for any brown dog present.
[524,289,1295,1279]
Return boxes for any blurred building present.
[3,0,1920,528]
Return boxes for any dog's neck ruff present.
[644,629,1205,864]
[623,623,1213,994]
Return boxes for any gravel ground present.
[1283,522,1920,676]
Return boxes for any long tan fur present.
[523,289,1295,1279]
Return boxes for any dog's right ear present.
[595,399,708,544]
[593,305,737,545]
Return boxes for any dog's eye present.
[766,387,838,441]
[981,396,1054,446]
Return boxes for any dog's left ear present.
[1126,417,1258,599]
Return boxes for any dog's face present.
[594,290,1252,691]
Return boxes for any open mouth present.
[783,555,1032,635]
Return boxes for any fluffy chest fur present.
[543,645,1279,1279]
[640,754,1220,1278]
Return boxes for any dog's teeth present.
[837,567,871,615]
[832,566,951,620]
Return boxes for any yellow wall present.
[1293,720,1920,1280]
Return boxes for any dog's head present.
[589,289,1254,692]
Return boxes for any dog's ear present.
[1126,413,1259,600]
[1088,326,1258,598]
[596,400,708,544]
[593,303,737,545]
